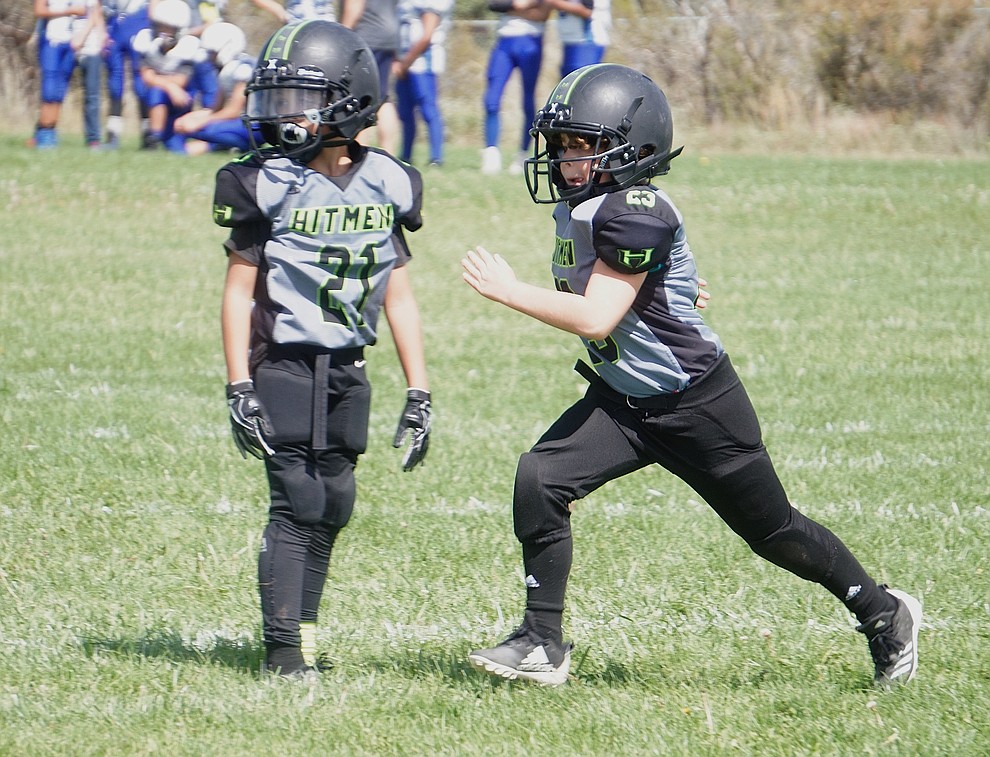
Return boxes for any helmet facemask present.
[151,22,182,53]
[244,59,378,162]
[524,71,683,206]
[525,125,635,206]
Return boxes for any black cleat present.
[858,587,922,688]
[468,624,572,686]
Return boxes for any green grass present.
[1,136,988,755]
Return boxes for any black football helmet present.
[525,64,683,205]
[244,20,381,161]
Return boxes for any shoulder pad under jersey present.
[212,154,267,228]
[593,187,676,274]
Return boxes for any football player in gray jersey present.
[214,20,431,678]
[462,64,921,688]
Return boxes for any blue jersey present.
[551,184,722,396]
[213,147,424,353]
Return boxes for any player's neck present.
[307,144,353,178]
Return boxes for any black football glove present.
[226,379,275,459]
[392,388,431,471]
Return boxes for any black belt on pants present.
[574,353,731,411]
[307,347,364,451]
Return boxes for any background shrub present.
[2,0,988,149]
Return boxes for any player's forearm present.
[141,68,177,89]
[221,260,257,383]
[393,328,429,391]
[221,299,253,383]
[384,268,429,390]
[210,99,246,121]
[500,281,615,341]
[251,0,288,22]
[400,13,439,68]
[545,0,592,17]
[386,301,429,390]
[400,37,431,69]
[339,0,366,28]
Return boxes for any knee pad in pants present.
[747,508,836,584]
[512,451,572,545]
[266,450,356,528]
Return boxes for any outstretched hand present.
[695,277,710,309]
[461,246,518,304]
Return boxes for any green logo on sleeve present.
[213,204,233,224]
[617,248,653,269]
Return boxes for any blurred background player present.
[32,0,103,148]
[74,0,109,148]
[550,0,609,77]
[102,0,150,149]
[134,0,201,151]
[340,0,401,155]
[249,0,335,25]
[481,0,551,175]
[174,21,252,154]
[214,20,432,678]
[393,0,452,166]
[182,0,229,118]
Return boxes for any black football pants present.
[513,353,891,626]
[253,346,371,648]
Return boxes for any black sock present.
[264,643,308,674]
[522,536,572,643]
[301,525,339,623]
[844,582,898,625]
[816,536,898,623]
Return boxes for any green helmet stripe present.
[262,20,312,59]
[553,64,607,105]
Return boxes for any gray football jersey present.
[214,148,423,351]
[348,0,400,50]
[551,185,722,396]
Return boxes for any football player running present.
[214,20,432,678]
[461,64,921,688]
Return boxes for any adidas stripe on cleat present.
[858,586,922,688]
[468,625,572,686]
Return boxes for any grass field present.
[1,136,988,755]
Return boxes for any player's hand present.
[461,246,517,304]
[174,109,208,134]
[226,380,275,459]
[392,388,431,471]
[167,83,192,108]
[694,277,710,309]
